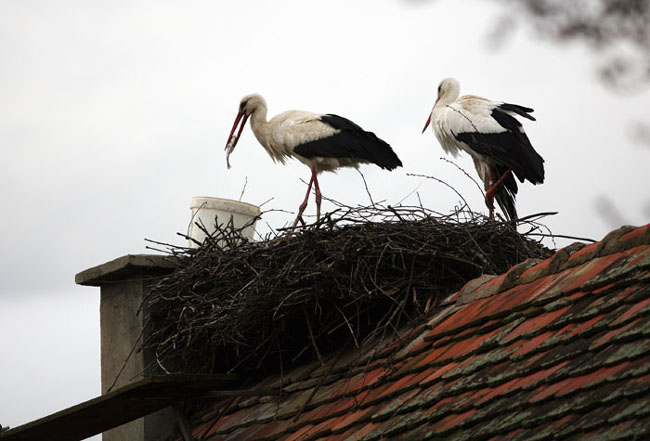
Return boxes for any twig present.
[397,182,422,205]
[526,233,596,243]
[356,168,375,206]
[106,321,147,393]
[292,351,343,422]
[258,197,274,208]
[407,172,472,211]
[440,157,485,196]
[304,307,324,364]
[239,176,248,201]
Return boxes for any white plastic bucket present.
[188,197,261,248]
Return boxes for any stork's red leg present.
[485,169,512,220]
[485,168,495,219]
[313,169,322,221]
[293,172,315,227]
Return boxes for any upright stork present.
[225,94,402,226]
[422,78,545,220]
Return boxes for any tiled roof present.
[187,223,650,441]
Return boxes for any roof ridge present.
[447,223,650,306]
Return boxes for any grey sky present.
[1,0,649,435]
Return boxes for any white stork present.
[225,94,402,226]
[422,78,545,220]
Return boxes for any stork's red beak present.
[225,111,250,168]
[225,111,250,150]
[421,114,432,134]
[421,96,440,134]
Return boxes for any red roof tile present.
[183,223,650,441]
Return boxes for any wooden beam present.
[0,375,236,441]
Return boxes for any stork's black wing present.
[293,114,402,170]
[456,104,545,185]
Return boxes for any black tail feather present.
[499,103,536,121]
[494,165,518,221]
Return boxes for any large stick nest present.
[143,204,553,378]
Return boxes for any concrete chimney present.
[76,254,177,441]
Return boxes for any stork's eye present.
[239,100,248,111]
[438,84,442,94]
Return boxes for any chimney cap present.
[75,254,177,287]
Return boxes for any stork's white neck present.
[247,101,288,164]
[249,104,268,133]
[249,102,270,145]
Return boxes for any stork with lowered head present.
[226,94,403,226]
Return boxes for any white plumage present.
[226,94,402,226]
[422,78,545,220]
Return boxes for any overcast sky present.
[1,0,649,437]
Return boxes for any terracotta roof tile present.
[341,421,379,440]
[280,424,314,441]
[184,223,650,440]
[368,388,420,422]
[620,223,650,247]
